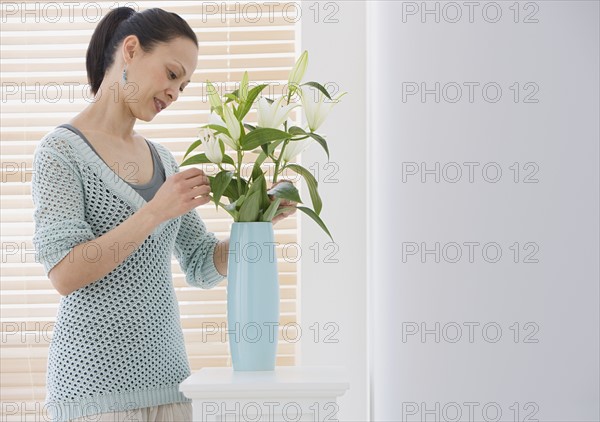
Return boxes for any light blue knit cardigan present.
[31,126,226,421]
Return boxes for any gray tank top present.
[57,123,166,202]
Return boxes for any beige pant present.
[70,401,192,422]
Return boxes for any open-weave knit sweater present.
[31,126,226,421]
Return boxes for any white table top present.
[179,365,350,397]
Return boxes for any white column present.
[368,1,599,421]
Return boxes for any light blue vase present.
[227,222,279,371]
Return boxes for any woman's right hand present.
[143,167,212,224]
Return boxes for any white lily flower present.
[209,111,239,150]
[256,96,299,130]
[299,86,347,132]
[280,138,312,162]
[199,128,223,164]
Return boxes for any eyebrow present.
[174,59,191,83]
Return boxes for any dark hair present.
[86,7,198,95]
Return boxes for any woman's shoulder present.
[35,125,83,162]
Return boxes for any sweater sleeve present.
[173,208,226,289]
[31,146,96,277]
[158,142,226,289]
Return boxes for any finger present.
[180,167,205,179]
[184,173,210,189]
[193,195,212,207]
[191,185,211,198]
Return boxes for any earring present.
[122,65,127,83]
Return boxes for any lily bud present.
[288,50,308,95]
[206,80,222,113]
[222,104,241,146]
[240,71,249,103]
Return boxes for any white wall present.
[369,1,599,421]
[299,1,368,421]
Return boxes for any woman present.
[31,7,295,422]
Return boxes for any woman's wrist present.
[213,238,229,276]
[138,203,164,228]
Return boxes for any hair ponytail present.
[86,7,198,96]
[86,7,136,96]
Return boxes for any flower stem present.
[236,149,243,193]
[273,139,291,183]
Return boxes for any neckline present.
[58,123,158,189]
[53,124,177,235]
[55,123,174,211]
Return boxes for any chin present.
[135,112,155,123]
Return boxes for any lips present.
[154,97,167,112]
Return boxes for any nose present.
[167,88,179,103]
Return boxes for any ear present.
[121,34,140,64]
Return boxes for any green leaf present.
[262,197,281,222]
[257,174,271,211]
[269,138,286,156]
[221,177,248,200]
[247,172,265,196]
[237,84,269,121]
[267,181,302,204]
[288,126,306,136]
[244,123,257,132]
[224,93,238,103]
[218,154,235,166]
[260,137,286,157]
[206,124,229,137]
[301,81,332,100]
[225,194,246,212]
[285,163,322,215]
[238,191,261,222]
[296,206,334,241]
[242,128,290,151]
[180,153,212,167]
[210,171,233,210]
[183,138,202,161]
[245,173,271,212]
[224,89,240,104]
[210,105,223,117]
[251,151,268,182]
[235,194,247,210]
[274,205,296,218]
[306,132,329,160]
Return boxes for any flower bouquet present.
[180,51,346,241]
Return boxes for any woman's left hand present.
[268,179,298,225]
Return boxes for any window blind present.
[0,1,300,419]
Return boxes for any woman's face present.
[123,36,198,122]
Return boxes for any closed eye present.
[168,69,185,93]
